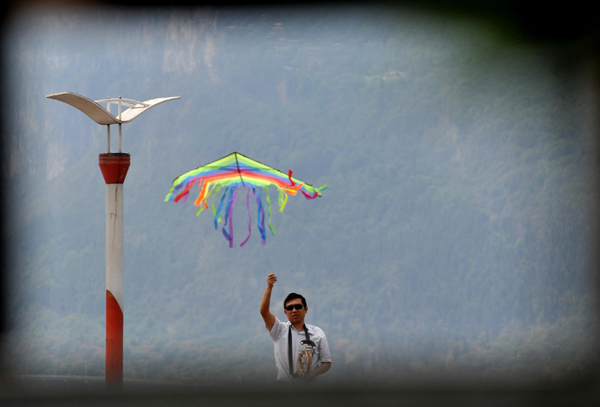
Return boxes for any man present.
[260,273,332,384]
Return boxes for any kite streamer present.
[165,152,327,247]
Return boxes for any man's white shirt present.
[268,317,332,383]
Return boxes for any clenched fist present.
[267,273,277,288]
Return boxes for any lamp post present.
[46,92,180,390]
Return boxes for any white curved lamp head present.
[47,92,120,125]
[46,91,181,125]
[47,91,181,153]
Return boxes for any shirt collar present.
[288,322,312,334]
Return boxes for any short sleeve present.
[269,317,287,341]
[318,332,332,363]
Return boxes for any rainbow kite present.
[165,152,327,247]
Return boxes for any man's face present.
[284,298,307,324]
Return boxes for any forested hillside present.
[2,4,598,387]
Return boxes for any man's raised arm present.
[260,273,277,331]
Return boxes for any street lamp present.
[46,91,180,390]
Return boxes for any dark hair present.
[284,293,307,309]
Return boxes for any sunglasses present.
[284,304,304,311]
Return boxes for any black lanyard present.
[288,324,310,376]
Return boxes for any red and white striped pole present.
[46,91,179,390]
[99,153,130,390]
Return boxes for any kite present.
[165,152,327,247]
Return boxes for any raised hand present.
[267,273,277,288]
